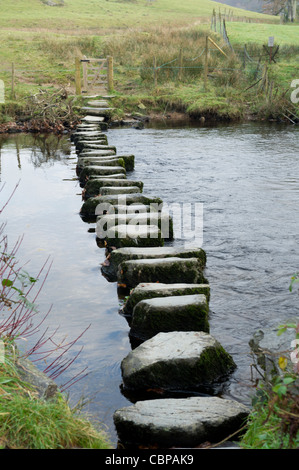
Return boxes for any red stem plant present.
[0,182,89,392]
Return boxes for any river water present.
[0,122,298,446]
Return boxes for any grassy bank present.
[0,340,111,449]
[2,0,296,126]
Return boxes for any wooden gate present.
[75,56,113,95]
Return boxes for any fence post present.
[82,55,88,90]
[75,57,82,95]
[11,62,15,99]
[107,56,114,92]
[153,56,157,88]
[204,36,208,91]
[178,48,183,81]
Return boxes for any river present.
[0,121,298,446]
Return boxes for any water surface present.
[0,122,298,446]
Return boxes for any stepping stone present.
[102,224,164,249]
[122,282,210,317]
[80,194,162,222]
[130,294,210,341]
[83,178,143,199]
[78,145,117,154]
[88,173,127,181]
[78,154,135,172]
[78,164,126,183]
[81,107,114,117]
[75,139,108,150]
[99,186,141,196]
[113,395,249,448]
[86,100,110,107]
[77,160,126,178]
[117,257,207,288]
[81,115,105,122]
[106,246,206,281]
[121,331,236,393]
[71,131,107,142]
[97,212,173,241]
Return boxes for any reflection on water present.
[0,123,299,446]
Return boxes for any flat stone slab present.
[78,154,134,171]
[79,165,126,184]
[113,395,249,448]
[88,173,127,181]
[97,212,173,241]
[84,178,143,199]
[77,158,125,173]
[117,257,207,288]
[80,194,162,222]
[86,100,110,107]
[102,224,164,249]
[99,186,142,196]
[122,282,210,317]
[81,107,114,117]
[105,246,206,281]
[130,294,209,341]
[121,331,236,393]
[81,115,105,122]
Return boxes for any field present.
[0,0,298,124]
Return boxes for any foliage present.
[0,186,111,448]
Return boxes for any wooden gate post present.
[75,57,82,95]
[107,56,114,92]
[204,36,208,91]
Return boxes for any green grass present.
[0,0,297,123]
[228,21,299,46]
[0,340,111,449]
[0,0,274,32]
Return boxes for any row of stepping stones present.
[72,97,250,449]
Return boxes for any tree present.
[263,0,297,21]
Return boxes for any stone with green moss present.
[78,154,135,172]
[107,246,206,280]
[113,396,249,448]
[117,256,207,288]
[104,224,164,248]
[79,165,126,184]
[121,331,236,392]
[84,178,143,199]
[123,282,210,317]
[97,212,173,240]
[130,294,210,341]
[75,138,108,150]
[80,193,163,222]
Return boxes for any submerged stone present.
[123,282,210,317]
[117,257,207,288]
[121,331,236,393]
[113,395,249,448]
[106,246,206,281]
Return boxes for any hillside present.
[0,0,297,126]
[0,0,272,31]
